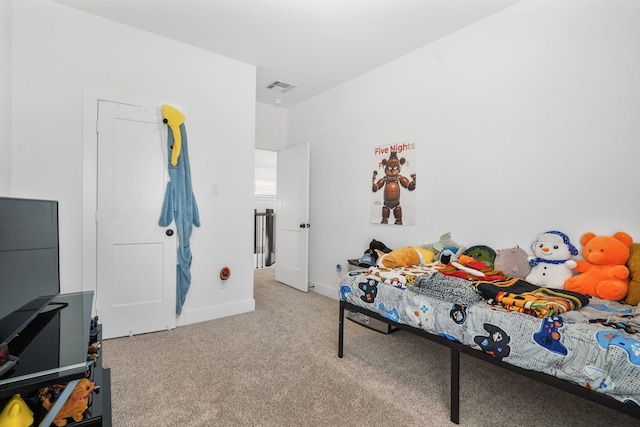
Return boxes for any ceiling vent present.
[266,80,296,92]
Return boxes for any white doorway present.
[82,88,177,339]
[254,149,277,268]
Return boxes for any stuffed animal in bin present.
[41,378,95,426]
[525,231,578,289]
[564,231,633,301]
[375,246,435,268]
[0,394,33,427]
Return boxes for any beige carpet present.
[103,267,639,426]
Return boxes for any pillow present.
[623,243,640,305]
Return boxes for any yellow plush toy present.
[375,246,435,268]
[0,394,33,427]
[161,104,185,167]
[564,231,633,301]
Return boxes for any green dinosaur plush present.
[463,245,497,268]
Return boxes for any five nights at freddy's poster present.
[370,140,417,225]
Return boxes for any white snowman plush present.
[525,231,578,289]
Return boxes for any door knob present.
[165,229,174,236]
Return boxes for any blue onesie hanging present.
[159,104,200,315]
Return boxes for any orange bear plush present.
[564,231,633,301]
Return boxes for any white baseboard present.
[309,280,338,300]
[177,298,256,327]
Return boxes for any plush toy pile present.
[356,229,638,303]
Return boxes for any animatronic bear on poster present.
[372,150,416,225]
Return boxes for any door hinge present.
[95,210,99,223]
[96,120,100,134]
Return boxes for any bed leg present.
[451,347,460,424]
[338,300,345,358]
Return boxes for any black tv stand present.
[0,292,111,426]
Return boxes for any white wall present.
[256,102,287,151]
[288,0,640,298]
[0,0,11,195]
[10,0,257,324]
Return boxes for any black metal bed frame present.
[338,300,640,424]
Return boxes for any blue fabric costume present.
[159,105,200,315]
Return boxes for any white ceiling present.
[54,0,521,108]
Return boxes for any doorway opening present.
[254,149,277,268]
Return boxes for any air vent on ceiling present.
[266,80,296,92]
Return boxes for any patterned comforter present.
[339,269,640,406]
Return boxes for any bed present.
[337,266,640,424]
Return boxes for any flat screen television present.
[0,197,60,343]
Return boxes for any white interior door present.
[96,100,176,339]
[275,143,310,292]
